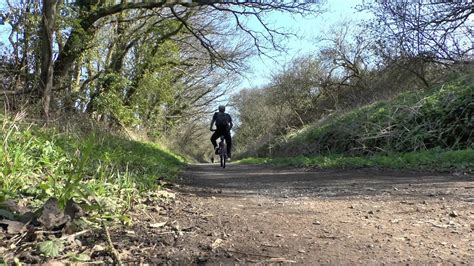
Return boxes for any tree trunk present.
[40,0,59,123]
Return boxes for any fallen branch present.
[59,229,90,240]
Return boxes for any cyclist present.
[210,105,233,159]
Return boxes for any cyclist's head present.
[218,105,225,112]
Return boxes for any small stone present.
[211,238,224,250]
[313,221,321,225]
[449,211,459,217]
[368,210,374,215]
[93,244,105,251]
[197,256,208,263]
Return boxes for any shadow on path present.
[176,163,474,200]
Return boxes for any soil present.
[5,164,472,264]
[111,164,474,264]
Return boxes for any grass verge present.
[0,114,185,221]
[238,149,474,172]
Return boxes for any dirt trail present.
[112,164,474,264]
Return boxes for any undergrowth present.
[238,149,474,171]
[265,72,473,157]
[0,113,185,222]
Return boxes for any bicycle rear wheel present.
[220,153,226,168]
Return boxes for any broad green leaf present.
[38,240,64,258]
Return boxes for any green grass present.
[266,76,473,157]
[0,115,185,220]
[238,149,474,171]
[239,67,474,172]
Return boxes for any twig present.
[318,235,338,239]
[260,257,297,263]
[140,209,156,223]
[59,229,90,240]
[35,230,63,235]
[260,243,279,247]
[13,232,29,249]
[101,221,123,266]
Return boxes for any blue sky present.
[238,0,367,90]
[0,1,11,50]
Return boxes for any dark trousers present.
[211,128,232,156]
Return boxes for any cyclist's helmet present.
[218,105,225,112]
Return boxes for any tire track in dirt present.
[110,164,473,264]
[164,164,474,264]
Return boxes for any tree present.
[12,1,320,122]
[1,0,328,160]
[0,1,41,99]
[269,55,324,126]
[361,1,473,88]
[53,1,318,88]
[363,1,473,62]
[317,21,375,108]
[39,0,59,122]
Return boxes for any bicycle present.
[218,135,228,168]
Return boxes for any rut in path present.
[168,163,474,264]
